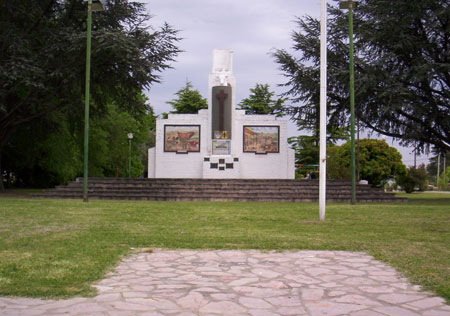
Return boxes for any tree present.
[327,139,407,187]
[0,0,181,190]
[165,81,208,115]
[398,165,429,193]
[273,0,449,153]
[2,99,156,188]
[238,83,285,116]
[426,151,449,184]
[437,166,449,190]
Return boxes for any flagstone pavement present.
[1,249,449,316]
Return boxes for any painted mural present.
[164,125,200,152]
[243,126,279,153]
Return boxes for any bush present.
[398,165,428,193]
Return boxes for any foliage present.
[0,197,449,300]
[165,81,208,116]
[397,165,429,193]
[327,139,407,187]
[2,101,155,188]
[0,0,181,189]
[273,0,449,153]
[288,135,319,178]
[437,167,450,191]
[237,83,286,116]
[426,151,450,184]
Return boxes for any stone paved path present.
[0,249,449,316]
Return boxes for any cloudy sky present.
[141,0,425,167]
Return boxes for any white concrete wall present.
[233,111,295,179]
[152,110,208,178]
[148,49,295,179]
[148,147,156,178]
[202,155,240,179]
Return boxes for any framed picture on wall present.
[164,125,201,153]
[243,125,279,153]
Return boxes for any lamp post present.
[127,133,133,178]
[340,0,358,204]
[83,0,105,202]
[319,0,327,221]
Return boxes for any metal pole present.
[83,0,93,202]
[128,138,131,178]
[349,4,356,204]
[437,153,440,186]
[319,0,327,221]
[356,117,360,181]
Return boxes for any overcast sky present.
[141,0,426,167]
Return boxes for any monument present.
[148,49,295,179]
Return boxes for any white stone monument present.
[148,49,295,179]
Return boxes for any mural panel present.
[164,125,200,152]
[243,126,279,153]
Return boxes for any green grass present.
[0,195,449,302]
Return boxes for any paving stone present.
[422,310,450,316]
[377,293,425,304]
[350,309,386,316]
[108,301,152,311]
[0,249,448,316]
[53,302,108,314]
[305,301,367,316]
[374,306,422,316]
[359,285,396,293]
[301,288,324,300]
[407,297,446,309]
[265,296,303,307]
[277,306,307,315]
[248,309,280,316]
[332,294,381,306]
[176,292,208,310]
[251,268,280,279]
[239,297,272,309]
[228,277,259,286]
[199,301,247,314]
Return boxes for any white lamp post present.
[319,0,328,221]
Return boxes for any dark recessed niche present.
[234,157,239,162]
[204,157,210,162]
[226,163,234,169]
[210,163,218,169]
[219,166,225,171]
[219,159,225,164]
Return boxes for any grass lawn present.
[0,193,449,302]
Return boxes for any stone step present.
[35,178,406,202]
[36,192,400,203]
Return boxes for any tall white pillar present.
[319,0,327,221]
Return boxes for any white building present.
[148,49,295,179]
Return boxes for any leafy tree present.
[327,139,407,187]
[426,151,449,184]
[238,83,285,116]
[2,100,155,188]
[398,165,429,193]
[288,135,320,178]
[165,81,208,115]
[0,0,180,190]
[273,0,449,153]
[437,167,450,190]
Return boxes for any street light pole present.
[83,0,93,202]
[340,0,358,204]
[127,133,133,178]
[83,0,105,202]
[319,0,327,221]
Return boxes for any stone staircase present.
[33,178,406,202]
